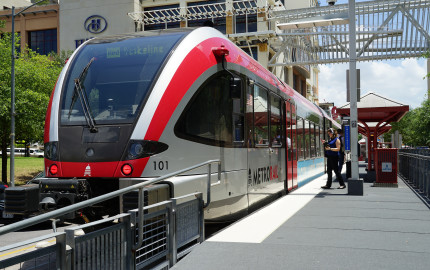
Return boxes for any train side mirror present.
[230,77,242,99]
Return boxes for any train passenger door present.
[246,83,285,207]
[285,101,297,190]
[247,84,270,199]
[291,104,298,189]
[269,94,284,186]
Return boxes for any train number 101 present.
[153,161,168,171]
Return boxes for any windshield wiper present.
[68,57,98,133]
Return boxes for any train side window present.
[175,72,236,146]
[324,118,330,141]
[270,94,282,147]
[315,125,320,157]
[304,119,310,159]
[309,122,313,158]
[297,117,304,160]
[253,85,269,147]
[245,82,254,147]
[292,106,297,161]
[320,127,324,156]
[310,122,316,158]
[232,78,245,146]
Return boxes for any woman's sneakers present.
[321,186,331,189]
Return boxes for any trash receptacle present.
[375,148,398,184]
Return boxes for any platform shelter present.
[337,92,409,172]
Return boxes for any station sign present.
[344,125,351,151]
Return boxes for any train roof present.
[85,28,194,44]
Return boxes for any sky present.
[317,0,429,109]
[318,59,428,109]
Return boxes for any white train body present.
[41,27,339,222]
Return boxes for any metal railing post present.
[65,229,76,270]
[56,232,68,270]
[424,153,430,199]
[135,187,144,250]
[197,192,205,243]
[168,200,177,267]
[420,156,424,192]
[218,161,221,184]
[121,214,133,270]
[205,163,212,208]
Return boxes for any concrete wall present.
[59,0,139,51]
[1,0,32,10]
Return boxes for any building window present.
[28,29,57,55]
[144,5,180,30]
[188,1,226,33]
[293,73,298,91]
[235,13,257,33]
[234,0,257,33]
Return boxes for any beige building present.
[1,0,321,103]
[0,1,59,55]
[59,0,139,51]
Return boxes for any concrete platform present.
[173,167,430,270]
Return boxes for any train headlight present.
[123,140,168,161]
[129,143,144,158]
[44,142,59,161]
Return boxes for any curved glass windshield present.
[60,33,184,126]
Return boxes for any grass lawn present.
[0,156,44,186]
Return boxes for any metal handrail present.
[0,159,221,236]
[398,152,430,160]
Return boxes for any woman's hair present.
[327,128,334,134]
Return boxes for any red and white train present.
[6,27,340,222]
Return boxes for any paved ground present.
[173,165,430,270]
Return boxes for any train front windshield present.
[60,33,184,126]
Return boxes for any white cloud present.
[318,58,428,109]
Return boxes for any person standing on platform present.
[337,128,345,174]
[321,128,346,189]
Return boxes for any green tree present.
[387,99,430,147]
[387,109,414,145]
[412,99,430,146]
[0,22,63,184]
